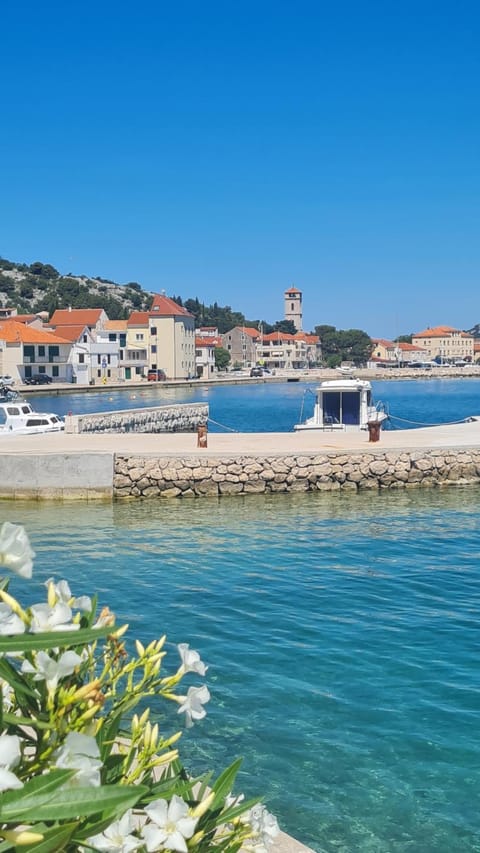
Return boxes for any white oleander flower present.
[22,650,82,691]
[177,643,208,676]
[45,578,92,612]
[177,684,211,728]
[30,602,79,633]
[54,732,102,786]
[0,734,23,791]
[0,522,34,578]
[142,795,198,853]
[0,602,25,636]
[87,809,141,852]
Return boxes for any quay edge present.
[1,421,480,500]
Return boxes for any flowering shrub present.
[0,522,279,852]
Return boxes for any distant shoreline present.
[18,365,480,397]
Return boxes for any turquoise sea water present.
[4,379,480,851]
[34,376,480,432]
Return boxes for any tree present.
[315,325,372,367]
[214,346,231,370]
[273,320,296,335]
[394,334,413,343]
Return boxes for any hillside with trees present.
[0,258,153,319]
[0,257,298,334]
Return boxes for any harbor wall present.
[64,403,209,434]
[114,447,480,498]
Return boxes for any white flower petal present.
[0,523,35,578]
[0,734,21,769]
[0,767,23,792]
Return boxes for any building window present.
[151,345,157,353]
[97,355,101,365]
[150,327,157,336]
[109,333,116,342]
[83,335,88,343]
[119,350,124,360]
[97,369,101,378]
[136,333,144,341]
[38,345,45,357]
[52,365,59,377]
[79,354,85,364]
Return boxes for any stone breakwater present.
[113,448,480,498]
[65,403,209,434]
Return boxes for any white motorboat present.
[0,399,64,435]
[294,377,389,432]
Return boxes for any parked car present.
[0,375,14,386]
[25,374,53,385]
[250,367,263,377]
[147,369,167,382]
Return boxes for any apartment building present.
[148,294,196,379]
[221,326,260,368]
[412,326,474,362]
[0,320,72,383]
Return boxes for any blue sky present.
[1,1,479,338]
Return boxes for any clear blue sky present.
[1,0,479,338]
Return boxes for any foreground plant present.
[0,523,279,852]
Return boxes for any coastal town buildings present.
[255,331,321,370]
[412,326,474,363]
[0,320,72,382]
[148,293,196,379]
[195,327,222,378]
[221,326,259,368]
[369,339,429,367]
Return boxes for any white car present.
[0,375,14,386]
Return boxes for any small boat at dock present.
[0,398,64,435]
[294,376,388,432]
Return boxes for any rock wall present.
[65,403,209,434]
[113,448,480,498]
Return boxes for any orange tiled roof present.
[50,308,105,326]
[0,321,70,345]
[127,312,150,326]
[294,333,319,344]
[2,314,39,324]
[241,327,260,338]
[263,331,296,342]
[196,336,222,347]
[398,342,427,352]
[284,286,302,294]
[413,325,472,339]
[150,294,193,317]
[50,324,90,342]
[104,320,128,330]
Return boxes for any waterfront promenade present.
[1,417,480,500]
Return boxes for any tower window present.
[291,303,295,310]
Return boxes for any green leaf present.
[14,822,77,853]
[0,769,76,806]
[0,625,113,654]
[210,758,243,811]
[0,783,147,823]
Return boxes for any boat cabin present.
[294,379,387,432]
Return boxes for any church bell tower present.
[284,286,303,332]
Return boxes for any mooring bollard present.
[197,422,208,448]
[367,421,381,442]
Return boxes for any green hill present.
[0,258,153,319]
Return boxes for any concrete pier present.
[1,419,480,500]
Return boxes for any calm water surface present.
[32,376,480,433]
[3,488,480,852]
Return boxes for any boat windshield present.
[323,391,361,426]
